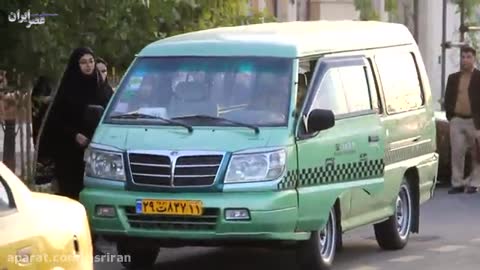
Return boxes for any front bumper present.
[79,188,308,242]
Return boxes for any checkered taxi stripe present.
[277,159,384,190]
[278,170,297,189]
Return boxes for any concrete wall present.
[311,0,358,20]
[251,0,359,21]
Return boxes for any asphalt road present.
[94,186,480,270]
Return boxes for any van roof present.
[138,20,416,58]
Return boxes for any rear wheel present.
[117,242,159,269]
[297,207,337,270]
[374,179,413,250]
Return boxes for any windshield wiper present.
[110,112,193,133]
[172,114,260,134]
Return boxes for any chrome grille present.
[128,152,223,187]
[129,153,171,186]
[174,155,222,186]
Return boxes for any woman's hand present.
[75,133,89,147]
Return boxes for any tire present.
[297,207,337,270]
[117,242,159,269]
[374,179,413,250]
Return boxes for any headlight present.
[84,148,126,181]
[225,149,286,183]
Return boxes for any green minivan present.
[80,20,439,269]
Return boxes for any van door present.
[372,49,434,209]
[295,56,386,231]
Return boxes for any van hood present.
[92,125,293,152]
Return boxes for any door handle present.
[412,136,421,142]
[368,135,379,142]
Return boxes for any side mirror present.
[84,105,105,138]
[307,109,335,133]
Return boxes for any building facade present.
[250,0,360,21]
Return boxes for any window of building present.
[374,52,424,114]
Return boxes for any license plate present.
[136,199,203,216]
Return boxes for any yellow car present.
[0,162,93,270]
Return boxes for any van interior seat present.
[168,81,218,117]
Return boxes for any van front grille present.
[174,155,223,186]
[129,153,171,186]
[128,152,224,187]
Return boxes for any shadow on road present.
[145,243,385,270]
[152,248,298,270]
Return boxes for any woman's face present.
[96,62,107,81]
[79,54,95,75]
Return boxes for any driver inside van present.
[129,73,173,112]
[251,72,290,122]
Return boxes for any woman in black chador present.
[41,47,112,200]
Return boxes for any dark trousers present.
[54,148,85,200]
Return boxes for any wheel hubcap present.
[396,184,412,239]
[319,209,336,262]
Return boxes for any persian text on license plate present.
[136,199,203,216]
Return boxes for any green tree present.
[354,0,380,20]
[1,0,274,87]
[451,0,480,59]
[354,0,401,21]
[0,0,274,178]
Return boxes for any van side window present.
[311,68,349,115]
[337,65,372,112]
[374,52,424,114]
[366,59,381,113]
[296,60,312,113]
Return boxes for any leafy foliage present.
[451,0,480,17]
[354,0,403,21]
[0,0,275,89]
[451,0,480,60]
[354,0,380,20]
[384,0,398,13]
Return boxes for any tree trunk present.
[3,119,16,171]
[19,100,25,180]
[26,92,33,186]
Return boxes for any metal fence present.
[0,90,36,187]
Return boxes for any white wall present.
[316,0,359,20]
[277,0,297,21]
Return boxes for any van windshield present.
[105,56,293,127]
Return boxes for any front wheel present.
[117,242,159,269]
[297,207,337,270]
[374,179,413,250]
